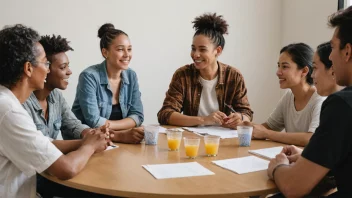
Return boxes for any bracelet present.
[272,164,290,180]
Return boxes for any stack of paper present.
[248,146,283,160]
[142,162,214,179]
[183,126,238,139]
[212,156,269,174]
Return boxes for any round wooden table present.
[42,130,285,197]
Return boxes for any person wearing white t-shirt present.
[0,24,109,198]
[251,43,326,146]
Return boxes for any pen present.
[224,103,243,121]
[224,102,236,113]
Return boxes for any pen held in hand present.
[224,103,244,121]
[224,103,237,113]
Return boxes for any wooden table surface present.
[42,129,285,198]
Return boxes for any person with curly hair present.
[23,35,95,140]
[0,24,108,198]
[158,13,253,129]
[72,23,144,144]
[22,34,116,197]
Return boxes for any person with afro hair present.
[0,24,109,198]
[22,34,116,197]
[23,35,98,140]
[158,13,253,129]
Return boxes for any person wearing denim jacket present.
[72,23,144,144]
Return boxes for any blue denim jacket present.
[72,61,144,128]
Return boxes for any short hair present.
[0,24,40,88]
[328,6,352,49]
[98,23,128,57]
[192,13,229,50]
[39,35,73,63]
[316,42,333,69]
[280,43,314,85]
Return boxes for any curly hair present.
[39,35,73,62]
[0,24,40,88]
[98,23,128,57]
[192,13,229,49]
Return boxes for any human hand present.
[81,129,108,153]
[111,127,144,144]
[252,124,268,140]
[222,112,242,129]
[203,111,227,125]
[281,145,303,163]
[267,153,290,180]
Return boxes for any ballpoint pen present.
[224,102,243,121]
[224,102,236,113]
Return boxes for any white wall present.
[282,0,337,49]
[0,0,282,124]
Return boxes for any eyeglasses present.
[32,60,51,68]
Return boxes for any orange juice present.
[205,143,219,156]
[168,139,181,150]
[185,145,199,158]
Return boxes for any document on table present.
[145,125,184,134]
[158,126,184,134]
[212,156,269,174]
[142,162,214,179]
[183,126,238,139]
[106,144,119,151]
[248,146,283,160]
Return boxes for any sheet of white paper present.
[183,126,238,139]
[248,146,283,160]
[142,162,214,179]
[159,126,167,133]
[158,126,184,134]
[106,144,119,151]
[212,156,269,174]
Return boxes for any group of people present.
[0,5,351,198]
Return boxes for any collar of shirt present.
[192,61,226,87]
[99,60,130,86]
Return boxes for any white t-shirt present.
[197,76,219,117]
[266,89,326,133]
[0,85,63,198]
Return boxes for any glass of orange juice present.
[204,135,220,156]
[184,137,200,159]
[166,130,182,151]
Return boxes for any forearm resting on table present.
[266,130,313,146]
[108,117,136,130]
[52,140,82,154]
[46,144,95,180]
[273,157,329,197]
[168,112,204,126]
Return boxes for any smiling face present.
[45,52,71,90]
[102,34,132,71]
[29,42,50,90]
[311,52,335,96]
[276,52,307,89]
[191,34,221,70]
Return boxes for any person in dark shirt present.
[267,6,352,197]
